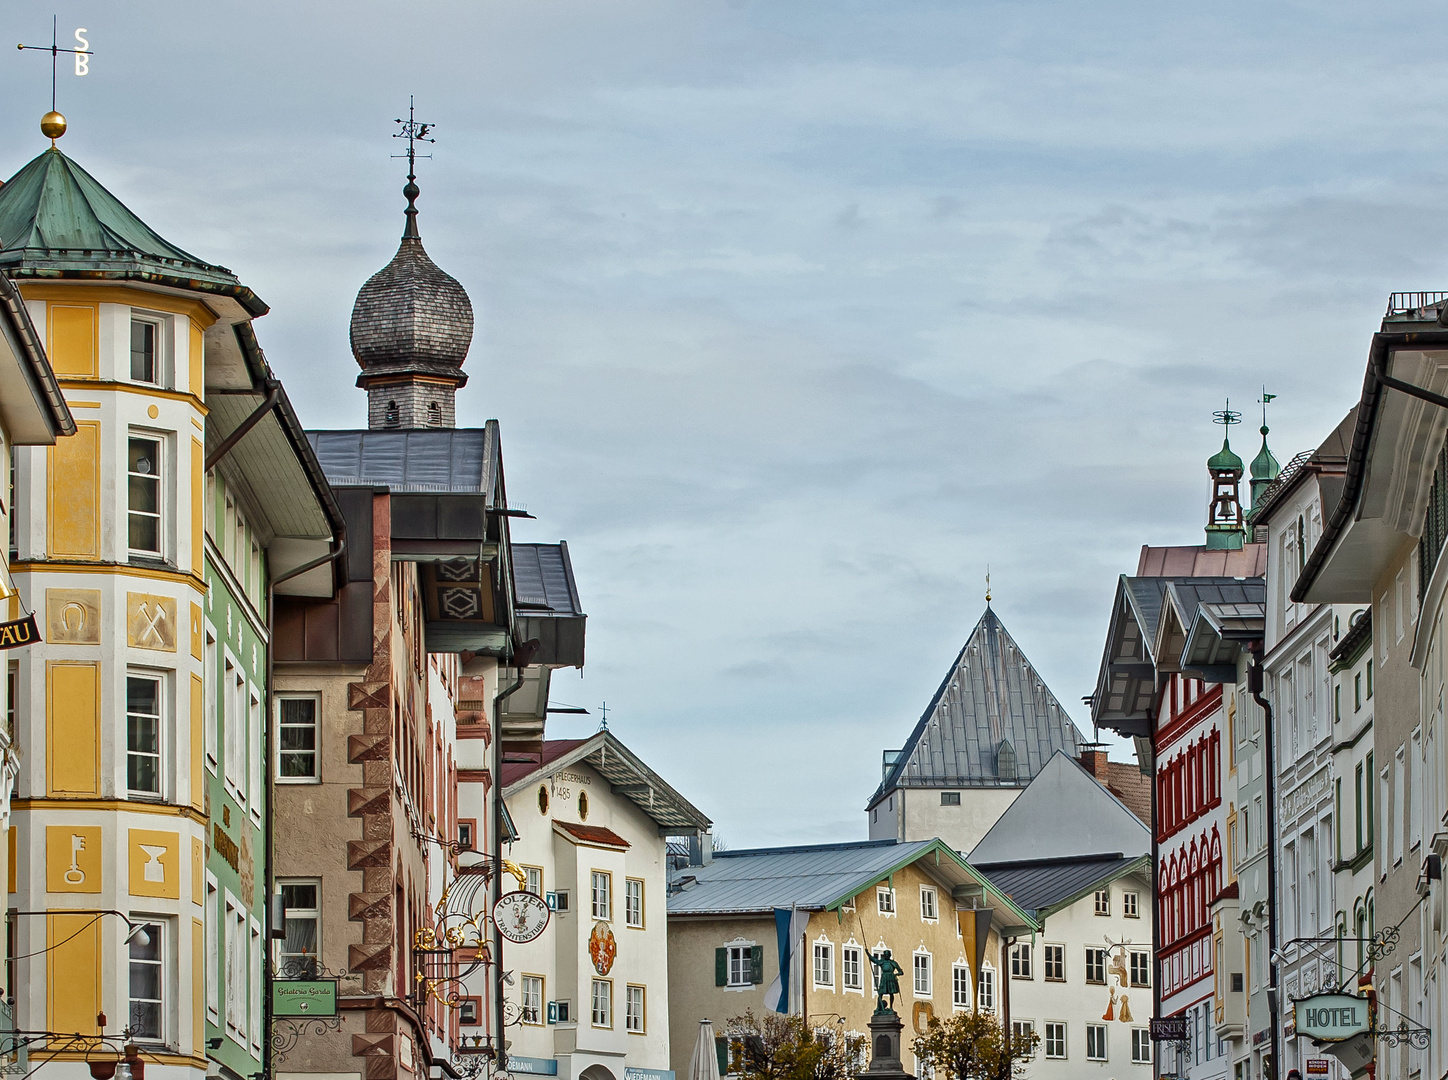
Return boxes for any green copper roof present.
[1250,425,1280,481]
[1208,436,1243,473]
[0,148,265,315]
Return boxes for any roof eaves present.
[1030,854,1151,920]
[0,271,74,438]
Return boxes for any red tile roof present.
[554,821,630,848]
[501,739,588,788]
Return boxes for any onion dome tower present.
[1249,394,1281,510]
[1205,401,1246,551]
[350,105,472,430]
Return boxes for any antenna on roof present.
[598,701,609,732]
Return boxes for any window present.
[913,951,931,996]
[128,919,164,1041]
[920,886,938,921]
[1009,942,1032,979]
[458,821,475,851]
[248,690,262,818]
[205,876,219,1021]
[521,976,543,1024]
[204,627,217,770]
[590,979,612,1027]
[249,919,262,1052]
[726,945,758,987]
[1131,1028,1152,1064]
[940,791,960,806]
[1094,888,1110,916]
[277,694,319,780]
[951,964,970,1009]
[842,945,863,991]
[225,898,245,1038]
[591,871,611,920]
[1367,658,1374,698]
[279,880,319,978]
[130,318,158,384]
[625,985,645,1032]
[877,887,895,915]
[1085,947,1107,984]
[524,866,542,895]
[459,998,481,1025]
[553,1001,571,1024]
[1086,1024,1107,1061]
[1043,944,1064,981]
[551,890,569,912]
[126,674,162,796]
[625,878,644,928]
[1123,891,1139,918]
[1130,950,1150,987]
[1043,1022,1066,1059]
[977,966,995,1012]
[1335,683,1342,722]
[127,436,162,556]
[813,940,834,987]
[1011,1020,1035,1054]
[1355,673,1362,710]
[223,658,245,802]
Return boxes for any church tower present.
[1205,403,1246,551]
[349,112,473,429]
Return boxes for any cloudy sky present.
[2,1,1442,846]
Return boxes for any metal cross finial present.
[598,702,609,731]
[17,16,92,141]
[985,566,991,605]
[392,96,435,239]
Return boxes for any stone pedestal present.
[856,1009,914,1080]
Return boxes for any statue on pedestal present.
[868,950,905,1014]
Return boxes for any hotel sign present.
[1294,993,1369,1042]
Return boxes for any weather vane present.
[17,16,92,144]
[1259,387,1276,428]
[392,96,434,239]
[985,566,991,605]
[598,702,609,732]
[1212,399,1242,431]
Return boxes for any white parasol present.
[687,1018,722,1080]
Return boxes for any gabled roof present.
[513,542,586,668]
[968,750,1150,865]
[976,855,1149,921]
[667,837,1036,931]
[0,148,265,315]
[869,606,1082,806]
[502,730,710,834]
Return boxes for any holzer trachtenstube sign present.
[1293,993,1369,1042]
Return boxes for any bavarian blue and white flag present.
[764,906,808,1014]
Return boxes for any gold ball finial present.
[40,111,66,140]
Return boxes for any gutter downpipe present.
[1248,648,1280,1080]
[491,666,528,1073]
[262,533,347,1080]
[206,379,280,472]
[1149,720,1161,1044]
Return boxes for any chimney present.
[1079,747,1111,783]
[688,831,714,867]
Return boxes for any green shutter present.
[716,1036,729,1074]
[716,947,728,986]
[750,945,764,984]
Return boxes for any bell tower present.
[1205,402,1246,551]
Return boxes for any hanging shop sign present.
[0,614,39,650]
[1306,1061,1331,1076]
[1293,993,1370,1042]
[1150,1017,1188,1041]
[272,979,337,1017]
[494,890,551,943]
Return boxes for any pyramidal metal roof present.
[0,147,265,314]
[869,606,1084,806]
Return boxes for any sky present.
[1,1,1444,847]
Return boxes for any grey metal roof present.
[306,427,496,495]
[968,750,1150,865]
[975,856,1147,920]
[870,607,1083,805]
[514,543,583,614]
[668,840,927,915]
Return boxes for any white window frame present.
[1130,950,1151,987]
[842,944,864,993]
[205,874,219,1022]
[204,625,218,772]
[276,692,320,783]
[125,670,166,799]
[1094,888,1110,916]
[591,871,612,921]
[1043,943,1065,981]
[951,963,971,1009]
[625,877,644,928]
[920,885,938,922]
[813,938,835,989]
[590,979,612,1028]
[625,984,645,1033]
[225,893,246,1039]
[249,917,263,1053]
[278,878,320,978]
[222,652,246,804]
[1009,941,1032,980]
[1011,1020,1035,1057]
[727,944,754,988]
[524,866,543,896]
[977,964,995,1012]
[913,950,932,997]
[127,915,167,1043]
[126,432,166,559]
[1123,890,1139,918]
[1086,1023,1107,1061]
[521,975,544,1025]
[1085,947,1107,984]
[876,886,896,916]
[1044,1021,1067,1059]
[128,312,172,388]
[1131,1028,1152,1064]
[248,689,262,823]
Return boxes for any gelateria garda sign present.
[1293,993,1369,1042]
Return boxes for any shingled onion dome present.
[350,171,472,428]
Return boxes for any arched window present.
[427,401,442,427]
[385,400,400,428]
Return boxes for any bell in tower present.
[1205,402,1246,551]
